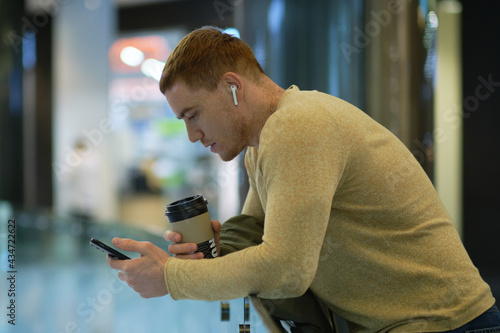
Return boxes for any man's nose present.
[187,126,203,143]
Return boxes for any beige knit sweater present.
[165,86,495,332]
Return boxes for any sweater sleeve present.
[219,214,264,256]
[164,100,349,301]
[251,104,350,295]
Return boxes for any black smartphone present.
[89,238,131,260]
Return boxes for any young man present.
[107,27,499,332]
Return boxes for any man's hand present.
[164,220,221,259]
[106,238,170,298]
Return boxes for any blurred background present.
[0,0,499,332]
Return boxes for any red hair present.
[159,26,265,93]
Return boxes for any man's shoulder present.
[273,87,362,124]
[261,88,351,142]
[278,87,342,111]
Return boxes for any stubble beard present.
[220,144,245,161]
[219,116,249,162]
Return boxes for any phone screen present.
[90,238,131,260]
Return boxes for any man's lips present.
[203,142,216,152]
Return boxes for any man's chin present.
[218,147,244,162]
[219,153,237,162]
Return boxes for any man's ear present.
[222,72,242,90]
[223,72,243,106]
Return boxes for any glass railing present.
[0,201,278,333]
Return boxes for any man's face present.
[165,81,250,161]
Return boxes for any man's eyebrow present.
[176,106,195,120]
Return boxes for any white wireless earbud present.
[230,85,238,106]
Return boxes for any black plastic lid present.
[165,195,208,222]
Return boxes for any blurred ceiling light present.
[141,58,165,81]
[223,27,240,38]
[109,35,170,73]
[428,11,438,29]
[120,46,145,67]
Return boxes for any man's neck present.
[246,78,286,147]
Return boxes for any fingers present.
[212,220,222,234]
[163,221,221,243]
[117,270,126,281]
[164,229,194,255]
[107,254,126,270]
[168,242,197,255]
[112,237,138,251]
[164,230,181,243]
[112,238,156,255]
[167,242,204,259]
[165,230,204,259]
[163,220,221,259]
[164,220,221,243]
[109,248,170,299]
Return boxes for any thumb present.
[113,238,141,252]
[212,220,222,235]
